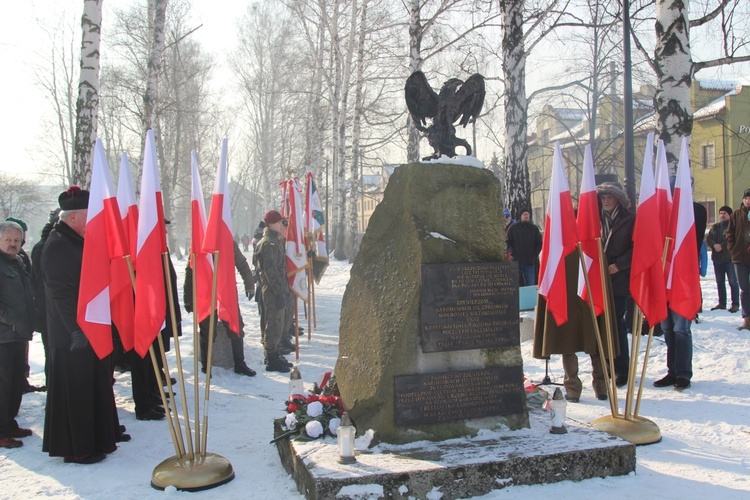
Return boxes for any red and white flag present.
[665,138,701,320]
[189,149,214,324]
[133,129,168,357]
[654,139,673,240]
[630,132,667,327]
[538,142,580,326]
[77,139,128,359]
[576,144,604,316]
[202,138,239,334]
[284,178,309,301]
[109,153,137,351]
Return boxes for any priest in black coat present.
[41,187,121,464]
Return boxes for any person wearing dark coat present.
[506,209,542,286]
[184,240,257,376]
[533,249,619,402]
[0,221,35,449]
[706,205,738,312]
[725,190,750,331]
[41,187,121,464]
[597,182,634,388]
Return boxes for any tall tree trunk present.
[142,0,168,136]
[406,0,423,163]
[72,0,103,189]
[501,0,530,220]
[654,0,692,175]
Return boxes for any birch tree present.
[72,0,103,188]
[143,0,169,135]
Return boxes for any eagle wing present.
[404,71,438,126]
[453,73,485,128]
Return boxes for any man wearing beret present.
[725,189,750,331]
[41,187,121,464]
[0,220,35,449]
[255,210,294,373]
[706,205,740,313]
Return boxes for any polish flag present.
[189,150,214,323]
[664,138,701,320]
[133,129,168,357]
[77,139,127,359]
[538,142,580,326]
[202,138,239,334]
[630,132,667,327]
[109,153,137,351]
[576,144,604,316]
[284,178,309,301]
[654,139,673,240]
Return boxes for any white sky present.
[0,0,248,182]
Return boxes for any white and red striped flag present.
[189,149,214,324]
[630,132,668,327]
[304,172,328,283]
[665,138,701,320]
[655,139,673,240]
[538,142,580,326]
[77,139,128,359]
[285,178,309,301]
[109,153,137,351]
[202,138,239,334]
[133,129,168,357]
[576,144,604,315]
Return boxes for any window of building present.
[699,200,716,225]
[532,169,543,188]
[702,143,715,169]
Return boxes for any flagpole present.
[576,243,617,416]
[597,239,621,417]
[162,252,195,459]
[624,307,644,419]
[191,253,202,456]
[310,257,317,330]
[156,331,185,457]
[201,251,220,457]
[294,297,300,362]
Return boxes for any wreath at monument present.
[281,373,345,440]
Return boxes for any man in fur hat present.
[41,187,123,464]
[597,182,634,388]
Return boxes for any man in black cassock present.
[41,187,123,464]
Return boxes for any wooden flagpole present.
[190,252,201,456]
[200,251,220,457]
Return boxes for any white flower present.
[305,420,324,438]
[284,413,297,430]
[306,401,324,418]
[328,417,341,435]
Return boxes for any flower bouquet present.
[274,372,344,442]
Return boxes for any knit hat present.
[596,182,630,209]
[58,186,90,211]
[4,216,27,233]
[263,210,283,225]
[719,205,733,215]
[743,189,750,199]
[503,209,511,217]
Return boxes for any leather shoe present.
[0,437,23,448]
[234,364,257,377]
[674,378,691,390]
[116,433,131,443]
[653,374,677,387]
[710,304,726,310]
[64,453,106,464]
[597,394,608,401]
[136,408,166,421]
[265,358,291,373]
[9,428,32,438]
[564,395,579,403]
[729,305,740,313]
[615,376,628,388]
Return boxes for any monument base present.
[274,409,635,499]
[151,452,235,492]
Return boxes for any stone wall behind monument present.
[335,163,529,445]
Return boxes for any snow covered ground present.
[2,254,750,499]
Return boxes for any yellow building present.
[528,80,750,226]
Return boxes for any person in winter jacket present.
[706,205,739,312]
[725,189,750,330]
[505,209,542,286]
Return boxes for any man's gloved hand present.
[245,286,254,300]
[69,330,89,351]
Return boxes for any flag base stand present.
[591,415,661,446]
[151,452,235,492]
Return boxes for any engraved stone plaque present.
[420,262,519,352]
[394,367,526,427]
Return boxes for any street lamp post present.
[623,0,636,206]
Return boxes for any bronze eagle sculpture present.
[404,71,485,161]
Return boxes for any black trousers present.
[198,317,246,369]
[0,341,26,438]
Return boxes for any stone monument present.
[335,162,529,444]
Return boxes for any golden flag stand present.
[583,239,662,445]
[150,250,235,491]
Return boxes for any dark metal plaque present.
[420,262,519,352]
[394,367,525,427]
